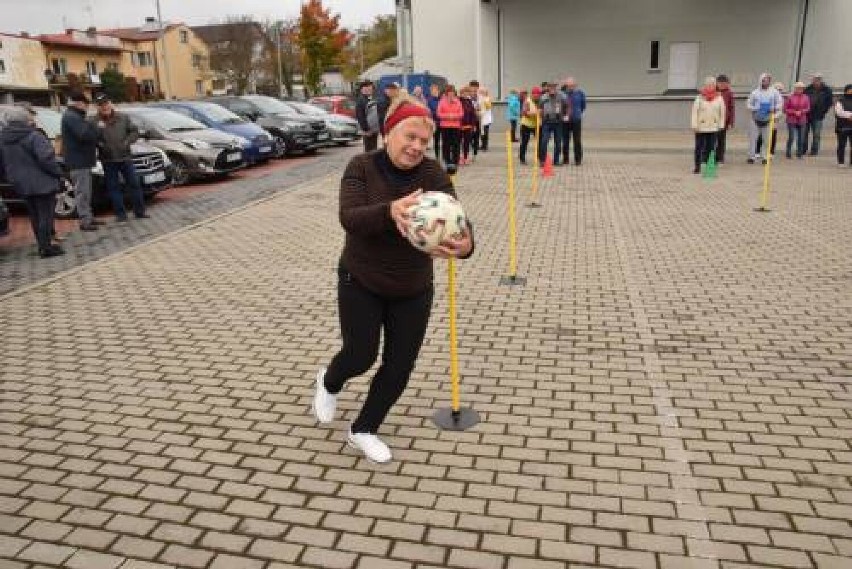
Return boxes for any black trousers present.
[363,134,379,153]
[462,129,474,160]
[519,125,535,163]
[25,194,56,252]
[433,129,441,160]
[510,120,518,142]
[756,129,778,156]
[838,131,852,165]
[471,125,480,156]
[694,132,717,168]
[715,128,728,162]
[324,267,433,434]
[441,128,461,167]
[561,120,583,164]
[480,125,490,151]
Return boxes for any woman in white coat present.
[691,76,726,174]
[479,88,494,151]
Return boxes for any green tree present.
[298,0,352,96]
[100,68,127,102]
[341,15,397,82]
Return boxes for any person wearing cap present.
[519,86,541,164]
[834,84,852,167]
[94,94,147,221]
[0,106,65,258]
[715,74,735,165]
[356,80,380,152]
[312,94,474,464]
[783,81,810,159]
[61,92,100,231]
[803,73,834,156]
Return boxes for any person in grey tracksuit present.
[746,73,783,164]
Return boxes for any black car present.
[202,95,330,156]
[0,195,8,237]
[0,105,173,219]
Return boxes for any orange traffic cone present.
[542,155,554,178]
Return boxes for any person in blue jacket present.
[506,89,521,143]
[426,83,442,159]
[0,105,64,257]
[561,77,587,165]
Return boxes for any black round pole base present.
[753,207,771,213]
[499,275,527,286]
[433,407,480,431]
[527,202,542,208]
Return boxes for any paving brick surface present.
[1,132,851,568]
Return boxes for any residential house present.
[191,22,274,95]
[38,28,124,101]
[0,33,52,105]
[105,18,213,100]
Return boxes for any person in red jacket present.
[783,81,811,159]
[436,85,463,174]
[715,74,735,164]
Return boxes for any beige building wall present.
[156,25,212,99]
[0,34,49,91]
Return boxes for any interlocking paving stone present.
[1,132,851,568]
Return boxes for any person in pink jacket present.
[784,81,811,159]
[437,85,463,174]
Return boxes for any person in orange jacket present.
[436,84,463,174]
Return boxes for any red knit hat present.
[384,102,433,134]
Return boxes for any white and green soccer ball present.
[405,192,468,253]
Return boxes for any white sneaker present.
[347,431,392,464]
[312,368,337,423]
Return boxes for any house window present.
[649,40,661,71]
[107,62,119,71]
[86,60,98,75]
[195,80,203,95]
[0,59,5,74]
[51,57,68,75]
[180,30,189,43]
[192,54,202,69]
[137,51,153,67]
[141,79,156,95]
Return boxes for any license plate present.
[260,146,272,153]
[144,171,166,184]
[227,152,241,162]
[317,133,329,140]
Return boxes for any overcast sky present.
[0,0,395,35]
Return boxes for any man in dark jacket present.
[715,74,736,164]
[803,73,834,156]
[0,106,64,257]
[61,92,100,231]
[94,94,147,221]
[560,77,587,166]
[355,81,380,152]
[377,82,399,135]
[538,82,567,166]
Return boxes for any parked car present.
[202,95,329,156]
[282,101,359,146]
[119,105,247,185]
[151,101,279,163]
[1,104,173,219]
[0,195,8,237]
[308,95,356,119]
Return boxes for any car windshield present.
[191,102,246,124]
[242,96,299,117]
[289,102,327,115]
[34,108,63,139]
[127,108,206,132]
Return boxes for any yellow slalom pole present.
[758,111,776,211]
[505,129,519,279]
[447,256,460,413]
[530,114,541,206]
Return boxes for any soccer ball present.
[405,192,468,253]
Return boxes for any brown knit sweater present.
[339,150,472,297]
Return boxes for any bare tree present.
[199,15,273,95]
[260,18,300,97]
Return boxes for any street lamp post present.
[156,0,173,99]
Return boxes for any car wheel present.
[274,135,288,158]
[54,178,78,219]
[169,156,191,186]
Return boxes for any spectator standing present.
[0,106,64,257]
[783,81,810,159]
[835,83,852,167]
[690,76,726,174]
[519,87,541,165]
[426,84,442,159]
[356,81,381,152]
[61,92,100,231]
[437,85,463,174]
[560,77,586,166]
[468,80,482,158]
[94,94,147,221]
[506,89,521,143]
[715,74,735,164]
[746,73,783,164]
[537,82,566,166]
[459,86,478,165]
[803,73,834,156]
[479,88,493,151]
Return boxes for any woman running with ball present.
[313,93,475,464]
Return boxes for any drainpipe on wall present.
[792,0,810,83]
[474,0,482,83]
